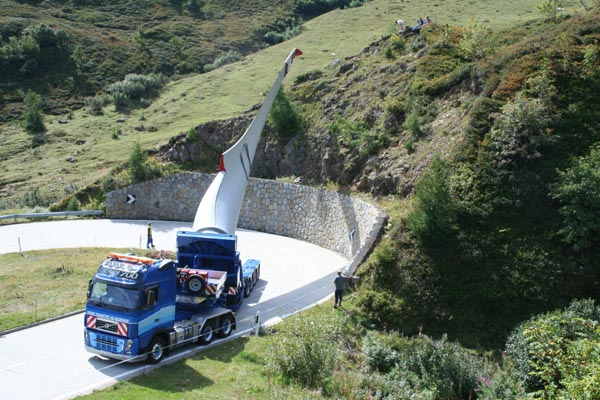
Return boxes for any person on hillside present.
[333,270,345,308]
[147,222,155,249]
[396,19,405,33]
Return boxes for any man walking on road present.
[334,270,345,308]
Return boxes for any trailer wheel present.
[216,315,234,338]
[147,336,166,364]
[187,275,205,293]
[199,321,214,345]
[243,282,251,297]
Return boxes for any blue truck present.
[83,48,301,363]
[84,231,260,363]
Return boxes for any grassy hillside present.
[0,0,579,210]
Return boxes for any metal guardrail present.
[0,210,104,221]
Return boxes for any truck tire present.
[187,275,205,293]
[199,321,214,345]
[147,336,166,364]
[216,315,234,338]
[243,282,251,297]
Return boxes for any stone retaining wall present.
[106,172,386,274]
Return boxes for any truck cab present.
[84,253,178,362]
[84,252,238,363]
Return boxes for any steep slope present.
[163,8,600,348]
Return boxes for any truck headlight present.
[125,339,133,353]
[84,330,89,344]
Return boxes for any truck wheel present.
[216,315,233,338]
[147,336,166,364]
[187,275,205,293]
[199,321,214,345]
[243,282,251,297]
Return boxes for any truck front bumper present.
[84,345,145,362]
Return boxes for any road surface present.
[0,220,348,399]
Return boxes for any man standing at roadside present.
[334,270,345,308]
[147,222,155,249]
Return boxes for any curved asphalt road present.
[0,219,348,400]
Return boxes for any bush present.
[329,114,388,156]
[23,89,46,146]
[294,0,360,15]
[84,95,110,115]
[267,312,342,388]
[203,50,242,72]
[186,127,198,142]
[21,187,50,208]
[355,289,404,329]
[405,110,422,136]
[294,69,323,84]
[406,156,457,248]
[551,144,600,252]
[361,332,488,399]
[269,89,303,140]
[127,143,166,184]
[505,299,600,397]
[106,73,166,109]
[65,196,81,211]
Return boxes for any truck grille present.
[95,334,118,352]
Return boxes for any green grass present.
[0,247,130,332]
[0,0,584,209]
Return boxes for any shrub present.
[21,187,50,208]
[128,142,149,183]
[537,0,561,22]
[362,331,401,373]
[294,0,360,15]
[361,332,488,399]
[384,46,396,60]
[488,93,553,166]
[355,289,404,329]
[186,127,198,142]
[84,95,110,115]
[25,24,69,51]
[329,114,387,156]
[203,50,242,72]
[405,110,422,136]
[406,156,458,247]
[65,196,81,211]
[269,89,303,140]
[551,144,600,252]
[106,73,166,109]
[389,33,406,53]
[267,312,342,388]
[460,18,493,60]
[23,89,46,146]
[294,69,323,84]
[505,299,600,397]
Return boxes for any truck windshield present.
[88,281,140,311]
